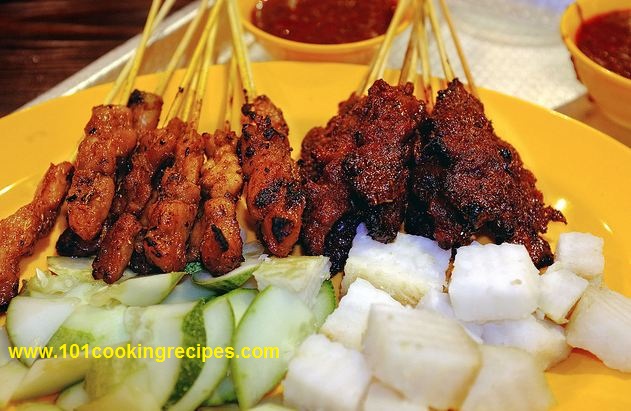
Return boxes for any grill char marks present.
[0,162,74,310]
[65,105,137,242]
[406,79,565,267]
[238,95,305,257]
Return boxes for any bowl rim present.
[240,0,411,54]
[560,1,631,87]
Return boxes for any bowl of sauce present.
[240,0,410,63]
[561,0,631,128]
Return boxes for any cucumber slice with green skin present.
[232,286,317,410]
[0,360,28,407]
[6,296,80,366]
[313,280,337,329]
[253,256,331,308]
[46,305,129,353]
[84,356,143,400]
[56,381,89,411]
[12,356,91,401]
[248,404,296,411]
[1,326,11,366]
[127,302,196,406]
[192,242,266,293]
[161,276,217,304]
[167,297,234,411]
[46,256,137,281]
[225,288,258,325]
[203,375,237,406]
[90,272,185,307]
[15,403,63,411]
[79,367,160,411]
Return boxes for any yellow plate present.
[1,62,630,410]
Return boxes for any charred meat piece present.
[192,129,244,275]
[406,79,565,267]
[65,105,137,241]
[127,89,163,131]
[238,96,305,257]
[0,162,73,310]
[300,80,425,270]
[143,118,204,272]
[92,213,141,283]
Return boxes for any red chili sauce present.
[251,0,397,44]
[576,9,631,80]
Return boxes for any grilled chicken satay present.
[189,128,244,274]
[142,118,204,272]
[0,162,73,309]
[64,105,137,242]
[57,91,166,263]
[92,91,174,283]
[238,96,305,257]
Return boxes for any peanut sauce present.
[251,0,397,44]
[576,9,631,80]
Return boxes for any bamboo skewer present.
[399,7,419,86]
[227,0,256,100]
[164,0,225,125]
[223,56,239,130]
[417,0,434,108]
[104,0,177,105]
[155,0,209,96]
[437,0,478,97]
[357,0,411,95]
[426,0,454,88]
[119,0,163,102]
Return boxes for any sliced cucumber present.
[47,305,129,353]
[162,276,217,304]
[192,242,266,293]
[313,280,337,329]
[6,296,80,365]
[56,381,89,411]
[24,268,106,304]
[232,286,317,409]
[15,403,63,411]
[84,356,143,400]
[47,256,137,281]
[0,326,11,367]
[225,288,258,325]
[90,272,185,306]
[248,404,295,411]
[12,356,91,401]
[168,297,234,411]
[127,303,196,406]
[0,360,28,407]
[253,256,331,308]
[79,366,160,411]
[203,376,237,406]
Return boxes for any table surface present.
[0,0,194,117]
[1,0,630,148]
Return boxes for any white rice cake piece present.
[363,305,480,410]
[320,278,401,350]
[342,224,450,305]
[363,381,428,411]
[449,243,540,322]
[555,232,604,280]
[417,288,483,343]
[462,345,554,411]
[481,315,571,370]
[284,334,371,411]
[566,286,631,372]
[539,267,588,323]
